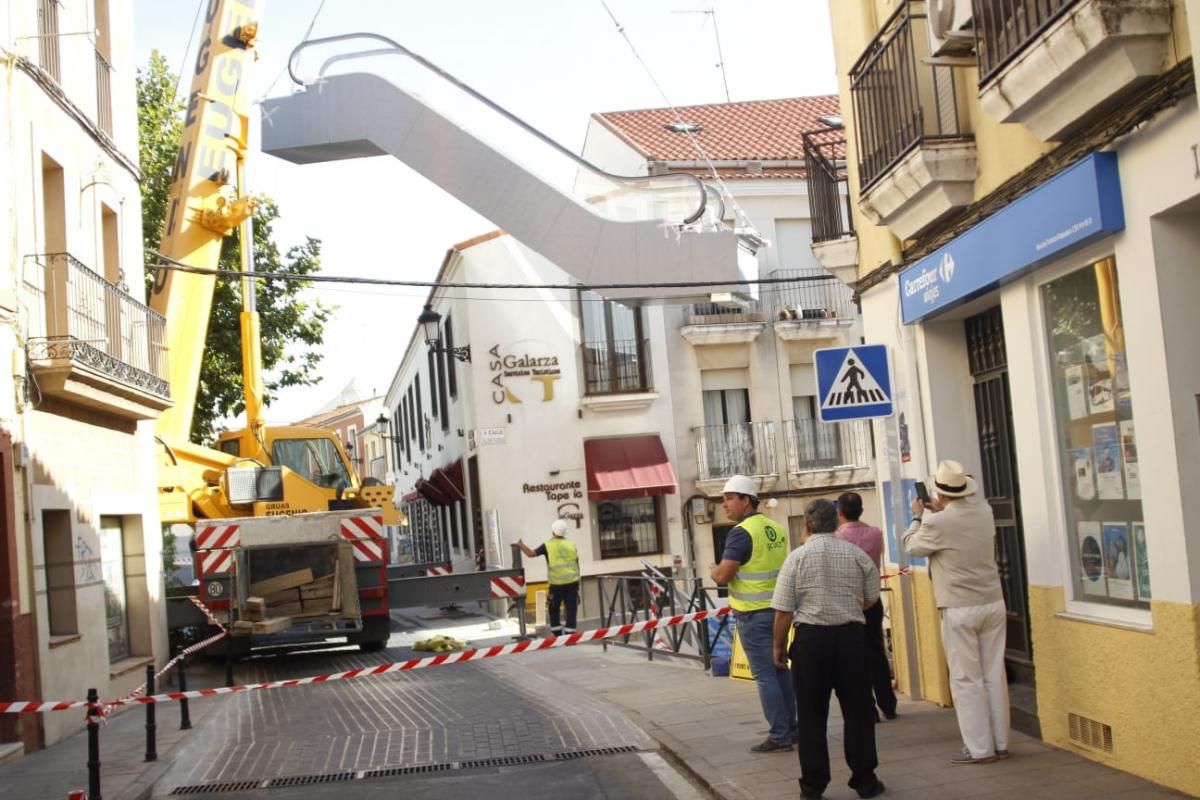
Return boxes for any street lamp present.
[418,303,471,363]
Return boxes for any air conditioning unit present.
[927,0,974,57]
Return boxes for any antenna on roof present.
[672,6,731,103]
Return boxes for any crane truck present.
[153,0,401,653]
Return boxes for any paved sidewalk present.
[1,615,1194,800]
[519,643,1194,800]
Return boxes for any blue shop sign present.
[899,152,1124,324]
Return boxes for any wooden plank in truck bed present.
[250,568,314,597]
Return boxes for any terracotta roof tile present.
[593,95,841,163]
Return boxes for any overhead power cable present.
[145,251,833,290]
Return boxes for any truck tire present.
[358,640,386,653]
[351,615,391,652]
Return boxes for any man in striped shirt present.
[772,498,885,800]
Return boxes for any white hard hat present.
[722,475,757,498]
[551,519,570,537]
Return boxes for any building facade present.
[1,0,172,751]
[378,97,882,620]
[824,0,1199,792]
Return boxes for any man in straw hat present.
[905,460,1010,765]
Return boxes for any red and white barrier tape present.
[880,567,913,580]
[95,596,229,721]
[0,607,731,714]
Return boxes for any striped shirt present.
[770,533,880,626]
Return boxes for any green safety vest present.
[545,537,580,586]
[728,514,787,612]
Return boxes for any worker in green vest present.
[518,519,580,634]
[710,475,797,752]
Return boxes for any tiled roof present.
[593,95,841,163]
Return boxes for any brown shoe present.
[749,738,793,753]
[950,749,997,765]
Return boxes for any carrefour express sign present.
[899,153,1125,324]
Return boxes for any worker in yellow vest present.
[710,475,797,753]
[519,519,580,634]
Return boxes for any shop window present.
[597,497,662,558]
[42,509,77,636]
[1043,258,1148,607]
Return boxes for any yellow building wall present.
[1031,587,1200,795]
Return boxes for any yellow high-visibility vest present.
[728,514,787,612]
[546,537,579,586]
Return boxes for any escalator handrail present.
[286,32,712,226]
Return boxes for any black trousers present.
[865,601,898,717]
[790,623,879,796]
[548,582,579,632]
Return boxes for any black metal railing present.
[598,574,732,669]
[975,0,1080,84]
[784,419,873,473]
[767,268,856,322]
[803,131,855,243]
[693,421,776,481]
[37,0,61,83]
[684,300,765,326]
[581,338,651,395]
[95,49,113,136]
[850,1,971,191]
[23,253,169,398]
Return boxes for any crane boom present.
[151,0,261,441]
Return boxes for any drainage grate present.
[554,745,639,760]
[170,780,264,795]
[169,745,643,794]
[1068,712,1114,753]
[362,763,455,779]
[266,771,357,787]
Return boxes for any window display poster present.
[1092,423,1123,500]
[1087,372,1115,415]
[1119,420,1140,500]
[1072,448,1095,501]
[1103,522,1135,600]
[1113,352,1130,396]
[1065,365,1088,420]
[1079,522,1107,596]
[1132,522,1151,600]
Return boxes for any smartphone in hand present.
[915,481,931,504]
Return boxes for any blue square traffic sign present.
[813,345,894,422]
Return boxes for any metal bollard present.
[143,664,157,762]
[224,645,235,688]
[86,687,102,800]
[177,660,192,730]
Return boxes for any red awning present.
[430,467,465,503]
[401,489,421,504]
[584,435,677,500]
[443,458,466,496]
[415,478,452,506]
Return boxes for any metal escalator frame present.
[285,33,721,226]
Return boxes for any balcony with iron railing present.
[784,419,874,487]
[579,338,656,412]
[849,0,975,241]
[36,0,60,83]
[22,254,171,419]
[680,300,765,346]
[766,269,857,342]
[974,0,1172,141]
[803,130,860,279]
[692,421,779,495]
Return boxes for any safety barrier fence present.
[597,572,732,669]
[1,599,730,799]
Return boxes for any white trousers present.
[940,599,1010,758]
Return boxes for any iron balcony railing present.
[37,0,61,83]
[95,49,113,136]
[850,0,972,191]
[693,421,777,482]
[684,300,765,326]
[23,253,169,398]
[975,0,1079,84]
[767,268,856,322]
[803,131,855,243]
[581,338,652,395]
[784,419,873,473]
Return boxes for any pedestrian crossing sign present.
[814,345,894,422]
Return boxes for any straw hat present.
[931,459,977,498]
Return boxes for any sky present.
[132,0,838,424]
